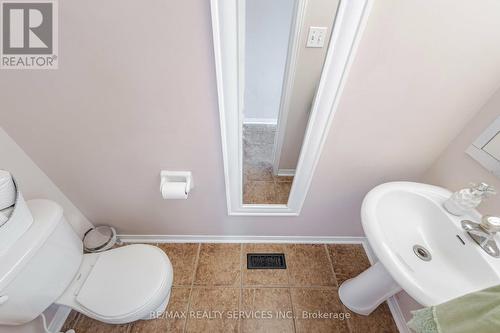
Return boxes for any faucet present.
[462,216,500,258]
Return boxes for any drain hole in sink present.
[413,245,432,261]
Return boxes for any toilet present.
[56,245,173,324]
[0,199,173,326]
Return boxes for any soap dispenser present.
[443,182,496,216]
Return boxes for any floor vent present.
[247,253,286,269]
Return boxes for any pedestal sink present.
[339,182,500,315]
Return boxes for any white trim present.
[47,305,72,332]
[466,145,500,178]
[210,0,235,215]
[387,297,411,333]
[237,0,246,124]
[211,0,373,215]
[277,168,296,177]
[272,0,308,176]
[117,234,367,244]
[243,118,278,125]
[466,116,500,178]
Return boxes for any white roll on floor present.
[0,212,7,224]
[0,170,16,211]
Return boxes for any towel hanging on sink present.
[408,284,500,333]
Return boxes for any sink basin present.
[339,181,500,315]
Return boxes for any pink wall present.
[1,0,500,240]
[0,128,92,237]
[424,88,500,215]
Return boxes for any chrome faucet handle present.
[469,182,497,197]
[480,216,500,234]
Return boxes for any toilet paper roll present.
[0,170,16,210]
[1,206,14,219]
[161,182,188,199]
[0,211,8,225]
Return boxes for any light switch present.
[306,27,328,48]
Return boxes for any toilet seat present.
[56,244,173,324]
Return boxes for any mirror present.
[240,0,340,205]
[483,132,500,159]
[467,116,500,178]
[211,0,370,214]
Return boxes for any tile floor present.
[63,243,399,333]
[242,124,294,205]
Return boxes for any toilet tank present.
[0,200,83,325]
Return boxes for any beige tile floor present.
[62,243,399,333]
[242,124,293,205]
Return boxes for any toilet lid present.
[76,244,169,319]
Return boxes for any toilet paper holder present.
[160,171,194,198]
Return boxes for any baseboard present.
[48,305,72,332]
[387,297,410,333]
[243,117,277,125]
[117,234,367,244]
[276,169,296,177]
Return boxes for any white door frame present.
[237,0,245,119]
[210,0,373,216]
[272,0,308,177]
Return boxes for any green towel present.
[408,285,500,333]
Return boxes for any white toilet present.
[0,199,174,326]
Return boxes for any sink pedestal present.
[338,262,401,315]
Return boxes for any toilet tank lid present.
[0,200,63,292]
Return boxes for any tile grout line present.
[287,287,297,333]
[283,244,297,333]
[288,287,298,333]
[240,244,244,289]
[244,286,256,332]
[324,244,340,288]
[325,244,355,332]
[183,243,201,333]
[284,244,296,288]
[283,244,292,287]
[343,302,355,333]
[239,243,243,332]
[213,285,339,290]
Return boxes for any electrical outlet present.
[306,27,328,48]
